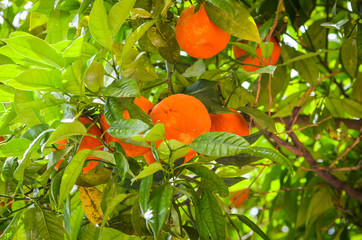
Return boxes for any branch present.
[273,115,362,130]
[266,131,362,202]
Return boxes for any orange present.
[149,94,211,163]
[233,36,281,72]
[230,189,249,208]
[175,4,230,59]
[209,109,249,137]
[99,96,154,157]
[54,116,103,173]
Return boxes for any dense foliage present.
[0,0,361,239]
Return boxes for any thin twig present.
[277,116,333,134]
[329,130,361,168]
[265,0,283,41]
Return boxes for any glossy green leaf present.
[58,149,91,208]
[6,68,63,92]
[0,138,32,157]
[113,142,130,183]
[3,35,64,68]
[46,9,70,44]
[157,140,189,163]
[205,1,260,43]
[237,215,270,240]
[0,64,26,82]
[108,0,136,36]
[249,147,294,174]
[100,78,140,98]
[341,38,358,78]
[89,0,113,49]
[44,120,87,148]
[75,167,112,187]
[122,20,155,64]
[0,84,15,102]
[14,90,43,127]
[190,132,250,157]
[200,189,225,240]
[84,62,104,93]
[108,118,149,139]
[14,129,54,182]
[132,123,165,142]
[188,165,229,197]
[139,175,153,214]
[100,193,129,232]
[146,184,173,237]
[239,107,276,131]
[132,162,163,181]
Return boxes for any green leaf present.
[0,64,26,82]
[239,107,276,131]
[216,154,263,167]
[146,184,173,237]
[236,215,270,240]
[100,78,140,98]
[84,61,104,93]
[75,167,112,187]
[139,175,153,214]
[205,1,260,43]
[132,123,165,142]
[325,97,362,118]
[113,142,129,183]
[23,207,66,240]
[100,193,129,232]
[182,59,206,78]
[3,35,64,68]
[122,20,155,65]
[260,41,274,59]
[6,68,63,92]
[188,165,229,197]
[320,19,349,30]
[108,0,137,36]
[279,48,336,66]
[0,84,15,102]
[14,129,54,182]
[357,22,362,61]
[132,162,163,181]
[200,189,225,240]
[190,132,250,157]
[17,98,66,109]
[249,147,294,175]
[0,138,32,157]
[44,120,87,148]
[341,38,358,78]
[147,22,180,63]
[89,0,113,49]
[108,118,149,139]
[46,9,70,44]
[157,140,189,163]
[14,90,43,127]
[58,149,91,208]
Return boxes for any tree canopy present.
[0,0,361,239]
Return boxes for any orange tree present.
[0,0,361,239]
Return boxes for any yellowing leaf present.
[79,186,103,225]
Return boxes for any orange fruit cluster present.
[54,116,103,173]
[144,94,249,164]
[175,4,230,59]
[99,96,154,157]
[233,36,281,72]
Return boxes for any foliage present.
[0,0,361,239]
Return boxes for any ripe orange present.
[54,116,103,173]
[149,94,211,163]
[175,4,230,59]
[209,109,249,136]
[230,188,249,208]
[233,36,281,72]
[99,96,154,157]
